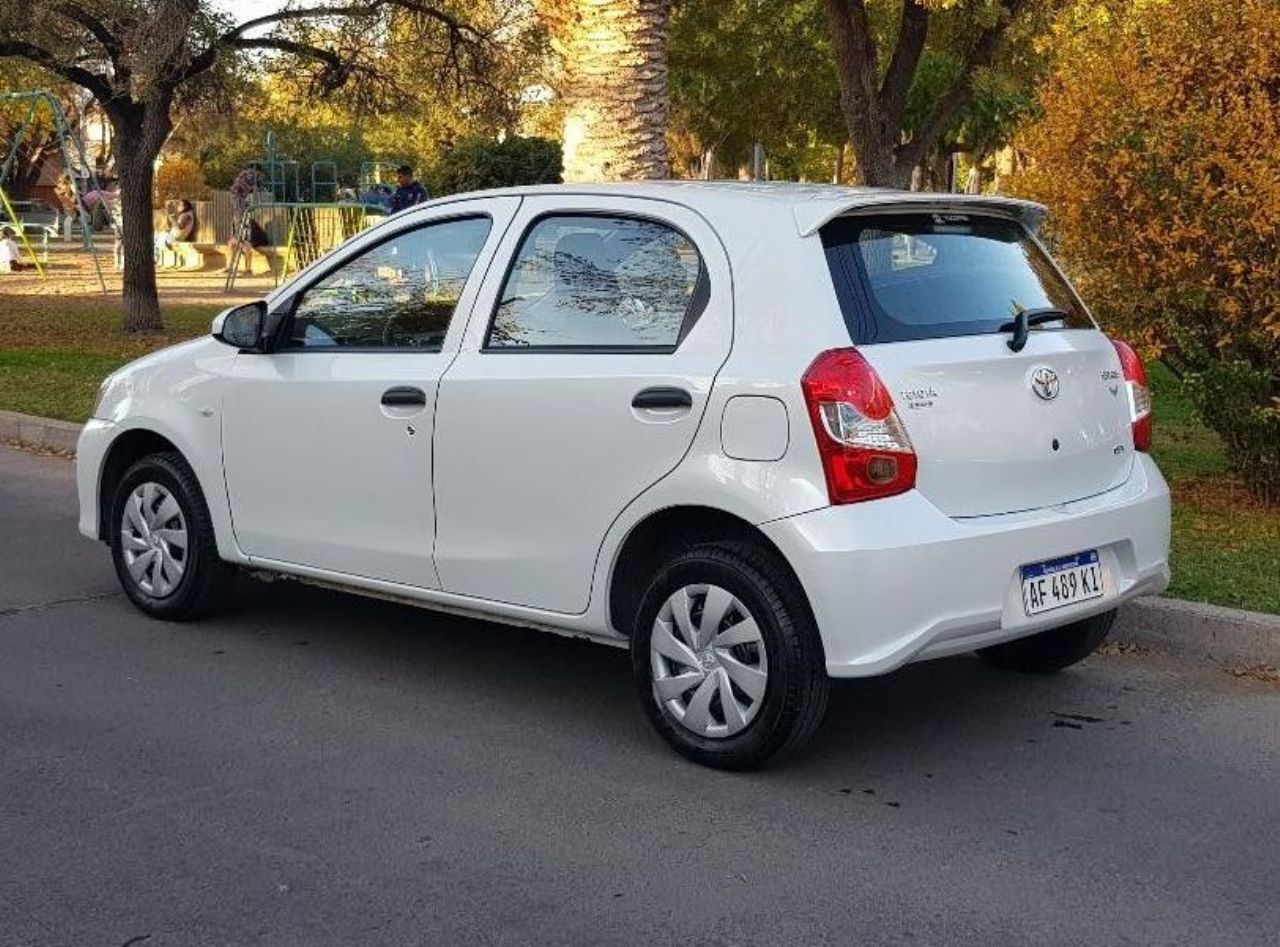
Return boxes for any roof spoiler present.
[794,193,1048,238]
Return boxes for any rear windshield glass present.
[821,213,1093,344]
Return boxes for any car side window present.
[283,215,492,350]
[487,214,706,350]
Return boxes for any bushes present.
[1015,0,1280,501]
[1183,361,1280,506]
[427,136,562,196]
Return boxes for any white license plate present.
[1020,550,1104,616]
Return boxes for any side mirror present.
[213,301,266,350]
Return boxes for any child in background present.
[0,226,32,272]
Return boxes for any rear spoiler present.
[794,192,1048,238]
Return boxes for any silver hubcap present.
[119,482,188,598]
[650,584,768,739]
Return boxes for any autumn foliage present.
[153,156,211,208]
[1015,0,1280,501]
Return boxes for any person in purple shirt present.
[389,165,429,213]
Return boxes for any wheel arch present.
[97,428,188,543]
[606,505,816,640]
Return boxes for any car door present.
[221,197,520,587]
[432,196,734,613]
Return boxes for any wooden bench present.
[161,242,207,271]
[225,245,276,277]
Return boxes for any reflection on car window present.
[286,215,491,350]
[488,215,703,349]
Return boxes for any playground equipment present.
[223,202,386,291]
[250,131,304,203]
[251,159,300,203]
[0,90,115,292]
[310,161,338,203]
[223,132,393,291]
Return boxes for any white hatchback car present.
[78,183,1170,768]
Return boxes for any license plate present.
[1020,550,1104,616]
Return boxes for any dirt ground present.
[1,238,274,306]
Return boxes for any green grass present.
[0,349,132,422]
[1147,362,1280,614]
[0,298,217,422]
[1,296,1277,613]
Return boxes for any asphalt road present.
[2,445,1278,947]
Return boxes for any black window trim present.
[480,209,711,355]
[266,210,495,354]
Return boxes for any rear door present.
[432,196,733,613]
[820,211,1133,517]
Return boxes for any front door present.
[221,197,519,587]
[432,196,733,613]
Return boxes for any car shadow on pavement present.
[196,574,1116,784]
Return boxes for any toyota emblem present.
[1030,366,1060,401]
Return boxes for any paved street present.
[1,445,1278,946]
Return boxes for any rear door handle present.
[381,386,426,407]
[632,386,693,410]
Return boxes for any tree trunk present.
[544,0,673,181]
[110,101,172,333]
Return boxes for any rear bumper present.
[760,454,1171,678]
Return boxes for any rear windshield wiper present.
[999,307,1069,352]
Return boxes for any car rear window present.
[820,213,1093,344]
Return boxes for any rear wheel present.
[110,452,235,621]
[978,609,1116,674]
[630,542,828,770]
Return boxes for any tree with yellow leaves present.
[1016,0,1280,502]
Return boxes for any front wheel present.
[977,608,1116,674]
[110,452,235,621]
[630,542,828,770]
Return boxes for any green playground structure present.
[223,132,397,291]
[310,160,338,203]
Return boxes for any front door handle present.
[381,386,426,407]
[632,386,693,410]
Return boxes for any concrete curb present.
[0,409,82,455]
[2,409,1276,666]
[1114,597,1280,667]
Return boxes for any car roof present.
[432,181,1048,235]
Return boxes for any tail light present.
[1110,339,1152,452]
[801,348,917,504]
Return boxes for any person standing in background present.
[389,165,429,213]
[230,166,262,219]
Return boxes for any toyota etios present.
[78,183,1171,768]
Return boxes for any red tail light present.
[1110,339,1152,452]
[801,348,917,504]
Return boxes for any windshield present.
[820,213,1093,344]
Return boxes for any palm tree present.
[540,0,672,181]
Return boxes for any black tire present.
[109,451,236,621]
[630,541,829,770]
[977,608,1116,674]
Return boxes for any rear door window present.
[486,214,706,350]
[821,213,1093,344]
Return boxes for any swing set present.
[0,90,115,293]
